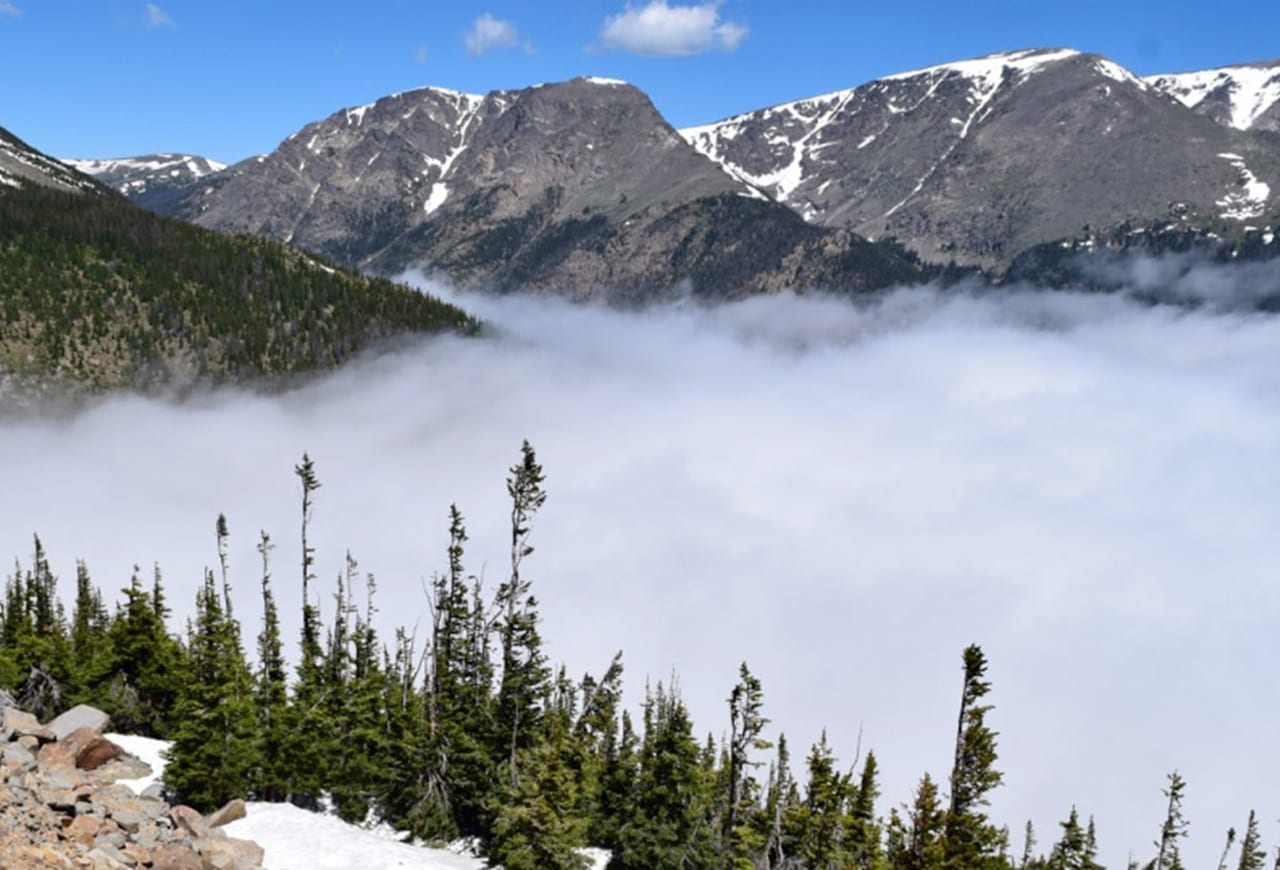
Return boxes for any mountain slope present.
[681,49,1280,269]
[64,153,228,213]
[0,124,478,398]
[0,127,100,194]
[160,78,926,297]
[1146,59,1280,132]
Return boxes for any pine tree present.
[252,531,290,801]
[1153,772,1188,870]
[1047,807,1102,870]
[493,441,551,790]
[848,750,884,870]
[101,565,183,735]
[286,453,329,803]
[612,682,718,870]
[1238,811,1266,870]
[941,644,1004,870]
[895,773,946,870]
[724,662,770,866]
[795,731,849,868]
[165,570,259,809]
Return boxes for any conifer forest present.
[0,442,1266,870]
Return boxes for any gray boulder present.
[46,703,111,740]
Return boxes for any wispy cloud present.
[0,2,21,18]
[414,45,429,65]
[145,3,173,28]
[464,13,521,58]
[599,0,747,56]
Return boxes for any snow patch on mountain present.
[1146,62,1280,130]
[1216,152,1270,220]
[882,47,1080,85]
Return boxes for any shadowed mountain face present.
[143,77,927,297]
[683,49,1279,268]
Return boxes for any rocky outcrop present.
[0,699,264,870]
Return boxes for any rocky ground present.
[1,695,264,870]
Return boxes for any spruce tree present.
[252,531,290,801]
[1153,772,1188,870]
[848,750,884,870]
[724,662,770,865]
[941,644,1004,870]
[1237,810,1266,870]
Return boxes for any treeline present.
[0,181,479,392]
[0,444,1269,870]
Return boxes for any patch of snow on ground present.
[1094,58,1149,90]
[1216,152,1271,220]
[583,76,627,86]
[105,733,170,795]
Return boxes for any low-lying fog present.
[6,263,1280,867]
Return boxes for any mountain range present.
[33,48,1280,296]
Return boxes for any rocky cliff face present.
[146,77,926,296]
[682,49,1279,269]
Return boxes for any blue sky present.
[2,0,1279,163]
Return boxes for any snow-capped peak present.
[882,47,1081,85]
[1145,60,1280,130]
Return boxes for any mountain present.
[681,48,1280,269]
[1146,60,1280,133]
[0,124,477,399]
[156,78,927,297]
[63,153,227,213]
[0,127,100,194]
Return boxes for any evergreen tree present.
[1153,772,1188,870]
[493,441,551,789]
[724,662,770,866]
[848,750,885,870]
[794,731,849,868]
[252,531,290,801]
[941,644,1004,870]
[165,570,259,809]
[1047,807,1102,870]
[1238,811,1267,870]
[101,565,183,735]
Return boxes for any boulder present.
[75,734,125,771]
[169,804,211,840]
[2,706,55,743]
[205,799,247,828]
[45,704,110,741]
[149,843,205,870]
[196,834,265,870]
[65,813,103,847]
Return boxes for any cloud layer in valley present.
[5,266,1280,867]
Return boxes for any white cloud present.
[464,13,520,58]
[0,2,21,17]
[4,262,1280,869]
[145,3,173,28]
[599,0,747,56]
[414,45,429,65]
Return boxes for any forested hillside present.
[0,181,478,396]
[0,445,1263,870]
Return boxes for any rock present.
[3,741,36,770]
[140,783,165,801]
[92,755,152,784]
[74,736,124,772]
[196,835,265,870]
[18,734,39,750]
[45,705,110,741]
[86,845,131,869]
[2,707,56,743]
[36,740,77,770]
[168,805,210,840]
[149,843,205,870]
[204,799,246,829]
[0,687,17,711]
[64,813,102,847]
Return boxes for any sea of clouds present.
[4,262,1280,867]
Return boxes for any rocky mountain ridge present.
[66,49,1280,290]
[61,155,226,214]
[681,48,1279,269]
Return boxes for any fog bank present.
[5,269,1280,866]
